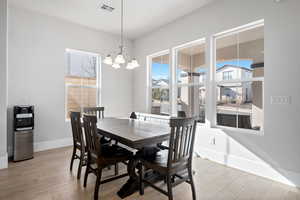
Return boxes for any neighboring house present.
[216,65,253,105]
[251,63,264,129]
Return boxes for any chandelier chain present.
[120,0,124,54]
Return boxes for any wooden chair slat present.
[139,117,198,200]
[83,107,104,119]
[70,112,86,180]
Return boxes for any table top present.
[97,118,171,149]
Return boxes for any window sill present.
[214,125,264,136]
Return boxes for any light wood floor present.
[0,147,299,200]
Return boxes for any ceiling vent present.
[98,0,115,12]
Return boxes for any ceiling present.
[9,0,217,39]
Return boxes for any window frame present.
[212,20,264,133]
[64,48,101,121]
[146,49,171,115]
[146,20,264,135]
[222,70,234,81]
[172,38,207,121]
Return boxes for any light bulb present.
[131,59,139,68]
[126,62,134,70]
[115,54,125,64]
[103,55,113,65]
[112,63,120,69]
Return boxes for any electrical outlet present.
[271,96,291,105]
[210,137,216,145]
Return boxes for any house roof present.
[251,62,264,68]
[216,65,253,72]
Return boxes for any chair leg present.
[83,166,89,188]
[166,175,173,200]
[83,159,90,187]
[70,146,76,171]
[77,155,83,179]
[138,164,144,195]
[94,168,102,200]
[188,167,196,200]
[114,163,119,176]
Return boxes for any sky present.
[152,63,169,80]
[152,59,253,80]
[216,60,253,69]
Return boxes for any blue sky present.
[152,60,253,80]
[152,63,169,80]
[216,60,253,69]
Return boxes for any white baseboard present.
[197,147,300,187]
[0,153,8,169]
[34,137,73,152]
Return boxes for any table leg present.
[117,155,140,198]
[127,157,140,180]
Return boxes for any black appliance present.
[13,105,34,161]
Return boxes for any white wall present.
[0,0,8,169]
[7,6,133,156]
[133,0,300,186]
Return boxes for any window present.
[175,39,206,122]
[146,20,264,133]
[215,22,264,130]
[223,71,233,80]
[65,49,100,119]
[149,51,170,115]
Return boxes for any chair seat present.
[102,144,133,158]
[142,150,189,174]
[87,144,132,171]
[142,150,169,173]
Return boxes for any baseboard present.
[0,153,8,169]
[34,137,73,152]
[197,147,300,187]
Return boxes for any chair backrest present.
[129,112,137,119]
[167,117,197,169]
[70,112,84,147]
[177,111,187,118]
[83,107,104,119]
[83,114,101,157]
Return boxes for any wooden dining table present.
[96,117,171,197]
[97,117,170,149]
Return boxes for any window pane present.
[177,42,206,85]
[216,81,263,130]
[66,86,97,113]
[65,49,99,119]
[238,81,263,130]
[151,88,170,115]
[177,86,206,123]
[216,33,239,82]
[151,53,170,115]
[216,24,264,130]
[67,51,97,78]
[152,54,170,87]
[176,41,206,122]
[239,26,264,77]
[216,83,239,128]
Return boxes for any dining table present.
[96,117,171,198]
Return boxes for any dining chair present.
[139,117,197,200]
[82,114,133,200]
[177,111,187,118]
[83,106,119,175]
[83,107,104,119]
[70,112,86,180]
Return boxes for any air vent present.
[98,0,115,12]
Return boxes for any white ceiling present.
[9,0,217,39]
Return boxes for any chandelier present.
[103,0,139,70]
